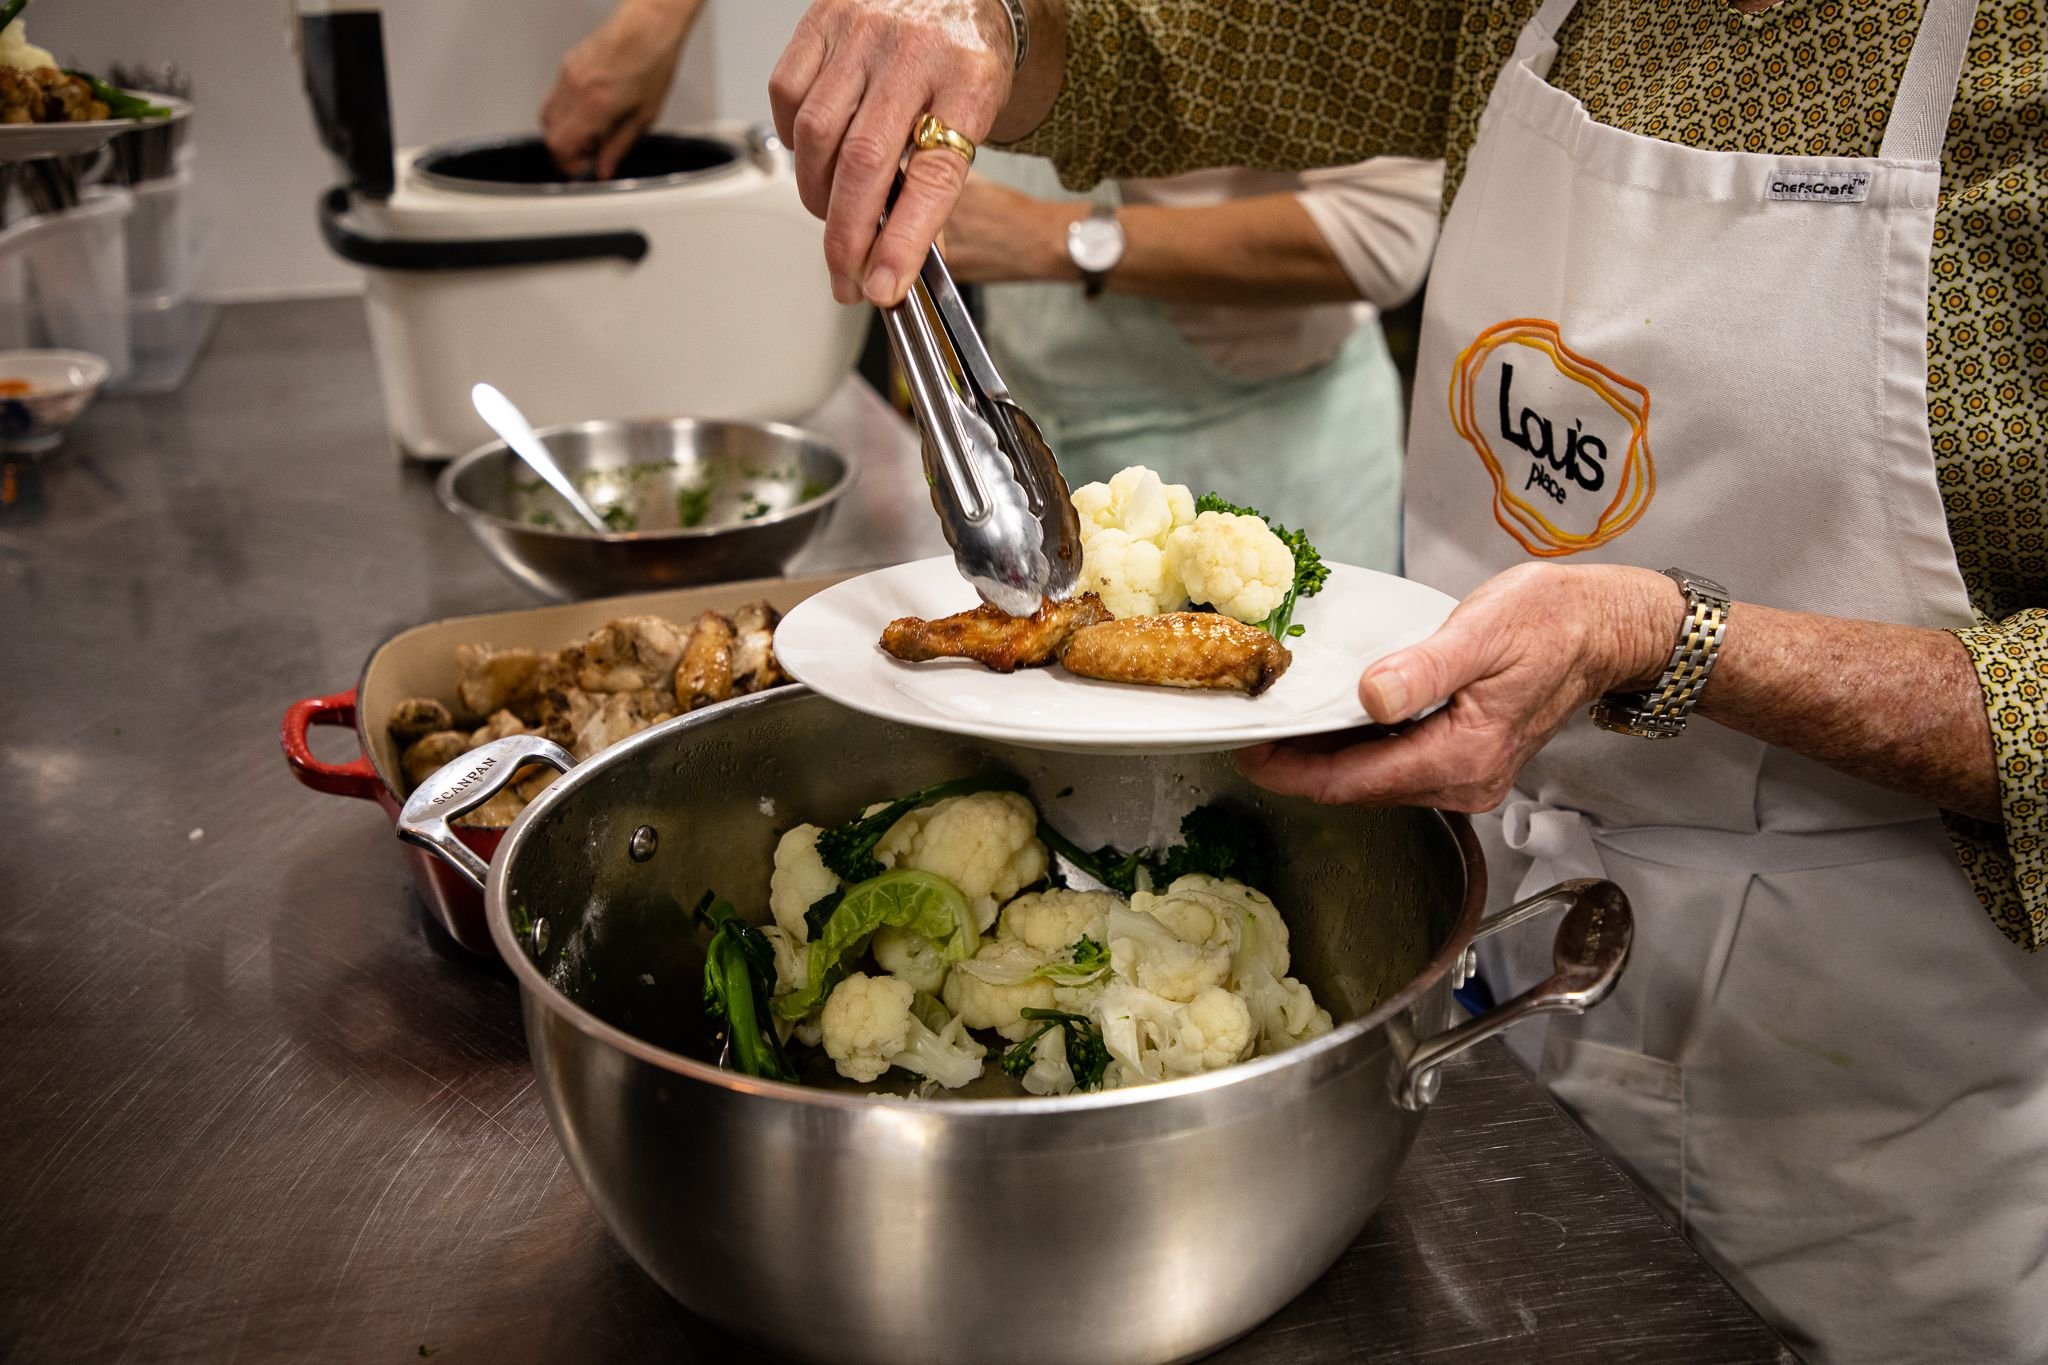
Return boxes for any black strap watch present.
[1588,568,1732,739]
[1066,203,1126,300]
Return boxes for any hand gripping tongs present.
[879,232,1084,617]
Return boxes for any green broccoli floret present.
[1154,803,1277,893]
[813,773,1029,882]
[1001,1008,1112,1091]
[1194,492,1329,638]
[692,891,796,1082]
[1038,802,1276,896]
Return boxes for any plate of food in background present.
[775,466,1458,754]
[0,9,180,161]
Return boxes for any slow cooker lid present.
[412,133,742,195]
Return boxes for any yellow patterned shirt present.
[1014,0,2048,949]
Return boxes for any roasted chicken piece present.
[469,709,529,747]
[676,610,736,711]
[401,730,471,787]
[388,697,454,744]
[1059,613,1293,696]
[731,602,785,693]
[880,594,1113,672]
[454,644,543,721]
[568,616,688,693]
[571,689,677,759]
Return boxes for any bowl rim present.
[0,348,112,395]
[436,416,855,543]
[486,686,1490,1116]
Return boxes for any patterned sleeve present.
[1006,0,1461,188]
[1949,610,2048,952]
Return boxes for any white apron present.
[1403,2,2048,1361]
[977,153,1406,571]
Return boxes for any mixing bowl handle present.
[1391,878,1633,1111]
[394,733,579,891]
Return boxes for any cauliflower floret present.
[871,925,951,995]
[1071,466,1200,619]
[820,972,986,1088]
[1017,1023,1076,1097]
[999,889,1119,954]
[875,791,1046,925]
[1090,981,1252,1080]
[1078,527,1189,620]
[758,924,809,999]
[1136,874,1291,984]
[761,923,826,1047]
[943,942,1059,1039]
[1106,904,1231,1003]
[1166,510,1296,625]
[1240,967,1335,1052]
[1071,465,1195,543]
[768,824,838,944]
[1158,987,1256,1075]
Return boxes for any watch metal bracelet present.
[1589,568,1731,739]
[995,0,1030,72]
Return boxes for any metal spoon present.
[470,382,610,534]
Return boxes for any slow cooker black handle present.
[318,186,650,271]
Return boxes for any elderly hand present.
[1238,564,1682,811]
[939,174,1079,283]
[770,0,1022,307]
[541,0,699,179]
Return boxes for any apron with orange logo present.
[1404,2,2048,1360]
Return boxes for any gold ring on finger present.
[911,111,977,167]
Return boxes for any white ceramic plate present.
[0,95,188,163]
[775,555,1459,754]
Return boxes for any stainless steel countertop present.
[0,300,1791,1364]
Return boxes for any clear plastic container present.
[0,188,135,384]
[124,168,194,297]
[120,287,218,395]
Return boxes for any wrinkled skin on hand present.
[541,0,697,178]
[770,0,1016,306]
[1238,564,1679,812]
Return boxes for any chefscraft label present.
[1765,169,1872,203]
[1448,319,1655,558]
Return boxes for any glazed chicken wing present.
[731,602,785,693]
[881,594,1113,673]
[1059,613,1293,696]
[676,610,736,711]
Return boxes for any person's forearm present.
[990,0,1067,142]
[984,194,1360,306]
[1606,569,2001,821]
[631,0,706,44]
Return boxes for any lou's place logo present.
[1449,318,1654,557]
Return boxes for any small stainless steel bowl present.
[438,417,852,600]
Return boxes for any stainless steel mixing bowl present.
[437,417,850,600]
[398,689,1631,1365]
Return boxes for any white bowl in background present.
[0,349,111,455]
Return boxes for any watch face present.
[1068,216,1125,274]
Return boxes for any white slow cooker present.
[298,8,861,460]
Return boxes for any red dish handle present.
[281,689,382,802]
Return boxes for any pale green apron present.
[977,153,1405,571]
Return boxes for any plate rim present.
[775,554,1456,754]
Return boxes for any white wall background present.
[34,0,812,300]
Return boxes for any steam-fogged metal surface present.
[0,301,1788,1364]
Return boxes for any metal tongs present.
[881,231,1083,616]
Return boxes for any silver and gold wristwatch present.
[1588,568,1731,739]
[1066,203,1125,299]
